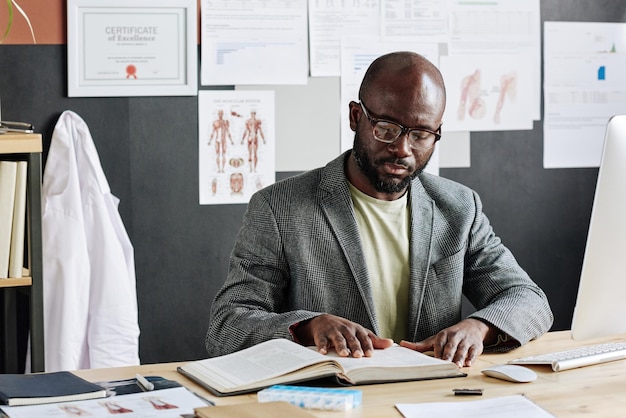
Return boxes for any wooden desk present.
[74,331,626,417]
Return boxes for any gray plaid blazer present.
[206,151,553,357]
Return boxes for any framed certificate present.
[67,0,197,97]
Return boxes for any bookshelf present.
[0,132,44,373]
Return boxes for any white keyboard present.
[508,342,626,372]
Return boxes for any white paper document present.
[396,394,555,418]
[0,387,207,418]
[439,130,470,168]
[543,21,626,168]
[381,0,449,39]
[446,0,541,121]
[200,0,308,86]
[440,54,533,132]
[81,11,181,82]
[308,0,380,77]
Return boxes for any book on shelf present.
[9,160,27,278]
[177,338,465,396]
[0,371,107,406]
[0,160,18,279]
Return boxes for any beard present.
[352,132,432,194]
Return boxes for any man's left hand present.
[399,318,497,367]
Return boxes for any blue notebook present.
[0,371,107,406]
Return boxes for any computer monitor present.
[571,114,626,340]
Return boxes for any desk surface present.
[74,331,626,417]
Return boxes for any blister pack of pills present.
[257,385,362,411]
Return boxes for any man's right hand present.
[293,314,394,358]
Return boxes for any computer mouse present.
[481,364,537,383]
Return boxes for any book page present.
[328,345,461,383]
[186,339,333,389]
[332,346,448,371]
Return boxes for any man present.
[206,51,553,367]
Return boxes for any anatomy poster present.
[198,90,275,205]
[440,54,534,132]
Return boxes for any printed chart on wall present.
[543,21,626,168]
[198,90,275,205]
[200,0,308,86]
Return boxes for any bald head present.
[358,51,446,121]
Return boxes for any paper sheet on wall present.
[198,90,276,205]
[440,54,534,132]
[200,0,308,86]
[447,0,541,121]
[308,0,380,77]
[543,21,626,168]
[380,0,449,40]
[308,0,448,77]
[439,131,470,168]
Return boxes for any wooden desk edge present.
[72,331,626,417]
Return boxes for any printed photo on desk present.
[0,387,207,418]
[177,338,465,396]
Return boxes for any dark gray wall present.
[1,0,625,365]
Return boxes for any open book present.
[177,338,465,396]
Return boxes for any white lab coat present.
[42,110,140,371]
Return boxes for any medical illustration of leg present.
[58,405,91,416]
[144,396,178,410]
[493,72,517,124]
[458,69,486,120]
[100,401,133,414]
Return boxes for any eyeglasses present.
[359,100,442,150]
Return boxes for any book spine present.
[0,160,18,278]
[9,160,28,278]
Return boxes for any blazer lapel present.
[319,153,379,334]
[406,179,435,340]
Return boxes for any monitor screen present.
[571,114,626,340]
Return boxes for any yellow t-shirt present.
[348,182,410,342]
